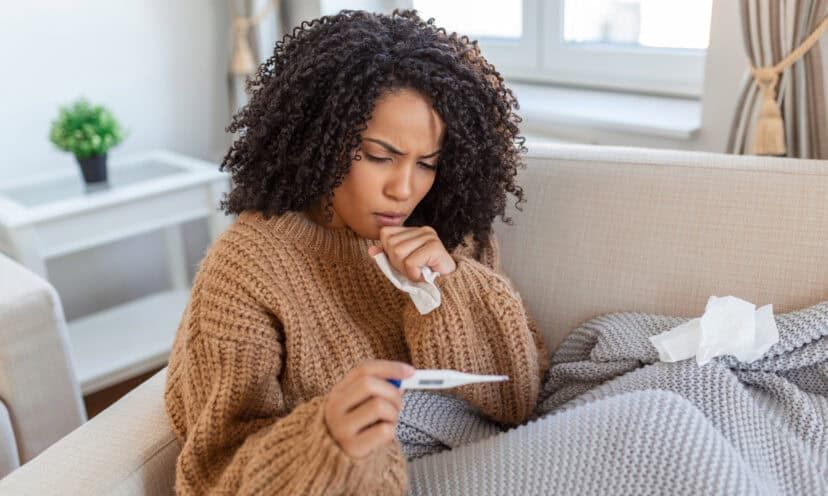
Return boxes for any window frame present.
[412,0,708,98]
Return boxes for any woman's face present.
[309,88,445,240]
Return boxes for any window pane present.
[412,0,522,39]
[563,0,712,49]
[321,0,389,15]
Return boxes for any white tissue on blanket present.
[649,295,779,366]
[372,252,441,315]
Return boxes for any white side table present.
[0,150,235,395]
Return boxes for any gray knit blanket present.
[399,301,828,495]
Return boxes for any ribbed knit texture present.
[163,210,548,495]
[406,303,828,495]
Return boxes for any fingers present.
[378,226,422,256]
[336,375,403,415]
[331,359,413,409]
[401,238,452,279]
[389,235,434,280]
[377,226,407,252]
[385,227,428,246]
[347,397,400,434]
[350,421,397,458]
[378,226,436,252]
[324,359,414,459]
[378,227,440,281]
[347,359,415,382]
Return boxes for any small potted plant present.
[49,98,127,184]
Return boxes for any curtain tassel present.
[751,67,786,156]
[231,18,256,76]
[746,15,828,156]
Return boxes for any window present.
[411,0,523,39]
[410,0,713,97]
[562,0,711,49]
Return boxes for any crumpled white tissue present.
[649,295,779,366]
[372,252,441,315]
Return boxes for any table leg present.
[162,225,189,290]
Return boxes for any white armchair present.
[2,143,827,495]
[0,252,87,478]
[0,252,177,493]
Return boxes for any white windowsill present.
[508,81,702,141]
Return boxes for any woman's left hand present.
[368,226,457,281]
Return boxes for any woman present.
[164,9,549,495]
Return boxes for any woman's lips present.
[374,213,405,227]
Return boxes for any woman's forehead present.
[363,89,444,152]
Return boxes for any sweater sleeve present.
[164,236,406,495]
[401,233,549,426]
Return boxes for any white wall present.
[0,1,232,320]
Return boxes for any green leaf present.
[48,97,126,156]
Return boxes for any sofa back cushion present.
[495,144,828,350]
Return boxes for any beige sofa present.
[0,251,86,479]
[2,143,827,494]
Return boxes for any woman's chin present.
[347,222,381,241]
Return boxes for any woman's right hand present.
[323,359,415,459]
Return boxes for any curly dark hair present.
[220,8,527,252]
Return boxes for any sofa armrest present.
[0,253,86,466]
[0,368,178,495]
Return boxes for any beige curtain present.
[728,0,828,158]
[227,0,282,117]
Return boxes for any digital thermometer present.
[387,369,509,390]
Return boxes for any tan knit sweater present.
[164,210,549,495]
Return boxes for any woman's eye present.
[366,154,391,163]
[365,153,435,171]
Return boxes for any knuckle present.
[403,260,419,275]
[369,397,385,414]
[378,400,394,417]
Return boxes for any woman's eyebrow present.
[363,137,440,158]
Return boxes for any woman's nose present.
[384,163,414,201]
